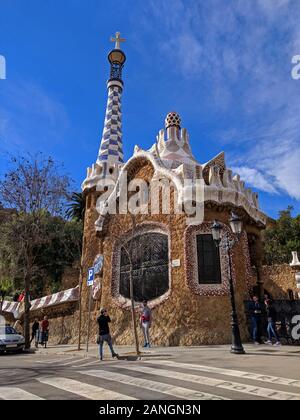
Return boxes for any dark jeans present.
[30,330,38,343]
[98,334,115,359]
[40,331,49,347]
[267,320,279,342]
[251,317,262,342]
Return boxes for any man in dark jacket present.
[97,309,118,361]
[249,295,263,344]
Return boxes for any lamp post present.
[211,214,245,354]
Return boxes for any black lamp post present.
[211,214,245,355]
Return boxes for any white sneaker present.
[264,340,272,345]
[274,342,281,346]
[254,341,260,345]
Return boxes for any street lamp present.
[211,213,245,354]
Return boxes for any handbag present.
[96,335,100,345]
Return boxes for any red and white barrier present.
[1,286,79,319]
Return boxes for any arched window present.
[119,232,169,302]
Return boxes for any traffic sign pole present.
[86,267,95,353]
[86,285,92,353]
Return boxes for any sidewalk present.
[33,342,300,377]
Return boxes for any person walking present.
[264,299,281,346]
[40,316,49,348]
[96,309,118,361]
[249,295,262,344]
[140,300,152,348]
[30,318,39,345]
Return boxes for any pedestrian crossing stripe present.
[119,364,300,401]
[35,356,81,365]
[80,369,229,400]
[144,360,300,389]
[72,360,103,368]
[0,387,44,400]
[2,359,300,401]
[55,358,87,366]
[37,377,136,400]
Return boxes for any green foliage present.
[0,212,82,297]
[0,277,13,302]
[0,228,14,303]
[264,206,300,265]
[33,216,83,295]
[66,192,86,222]
[0,154,78,348]
[0,154,83,299]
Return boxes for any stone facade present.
[79,163,262,346]
[78,39,269,347]
[7,260,297,346]
[250,264,299,299]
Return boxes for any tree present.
[32,216,82,295]
[0,215,14,313]
[0,278,13,314]
[264,206,300,265]
[66,192,86,222]
[65,192,86,350]
[0,154,71,349]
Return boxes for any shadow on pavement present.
[117,353,172,361]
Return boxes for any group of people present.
[249,295,280,346]
[96,300,152,360]
[30,316,50,348]
[97,296,282,360]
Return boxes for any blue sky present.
[0,0,300,218]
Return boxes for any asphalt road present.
[0,345,300,400]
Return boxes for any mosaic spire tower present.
[97,32,126,166]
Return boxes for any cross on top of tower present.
[110,32,126,50]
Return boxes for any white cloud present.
[231,166,278,194]
[271,151,300,200]
[163,33,203,77]
[132,0,300,203]
[228,112,300,199]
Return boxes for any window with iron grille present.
[196,234,221,284]
[119,233,169,301]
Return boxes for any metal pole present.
[227,237,245,354]
[77,270,83,351]
[129,267,140,356]
[86,286,92,353]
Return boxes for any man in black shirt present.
[97,309,118,360]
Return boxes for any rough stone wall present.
[61,266,80,290]
[7,303,81,345]
[250,264,299,299]
[44,308,80,345]
[79,162,257,346]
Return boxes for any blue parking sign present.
[87,267,94,286]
